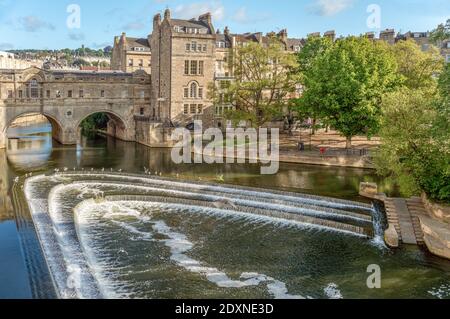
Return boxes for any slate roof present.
[126,37,151,50]
[170,19,213,34]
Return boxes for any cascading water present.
[370,200,388,248]
[17,171,450,299]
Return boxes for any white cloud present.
[232,6,270,24]
[233,7,248,23]
[311,0,354,16]
[122,21,146,31]
[17,15,55,32]
[173,1,225,21]
[68,32,85,41]
[0,42,14,50]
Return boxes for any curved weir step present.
[18,171,381,299]
[70,179,373,229]
[103,195,371,236]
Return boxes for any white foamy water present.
[75,200,306,299]
[51,180,371,230]
[59,172,372,211]
[428,283,450,299]
[324,283,343,299]
[22,172,379,299]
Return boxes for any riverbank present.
[194,130,376,169]
[360,183,450,261]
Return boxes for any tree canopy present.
[391,39,444,92]
[209,38,299,128]
[375,87,450,202]
[295,36,400,147]
[430,19,450,44]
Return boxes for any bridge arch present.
[76,110,133,142]
[3,112,65,144]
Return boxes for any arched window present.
[190,82,197,98]
[29,79,39,98]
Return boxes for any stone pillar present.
[53,127,77,145]
[0,106,5,149]
[138,122,176,148]
[0,131,5,149]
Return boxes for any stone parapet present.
[422,193,450,224]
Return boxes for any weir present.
[17,171,383,299]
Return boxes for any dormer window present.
[216,41,225,48]
[293,46,301,52]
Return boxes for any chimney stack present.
[278,29,288,44]
[324,30,336,42]
[164,9,171,21]
[199,12,212,25]
[153,13,161,30]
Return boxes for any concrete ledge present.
[384,224,400,248]
[422,193,450,224]
[195,150,374,169]
[278,154,374,169]
[420,215,450,260]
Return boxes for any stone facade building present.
[148,9,305,131]
[111,33,152,73]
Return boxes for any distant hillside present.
[6,46,113,70]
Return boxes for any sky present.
[0,0,449,50]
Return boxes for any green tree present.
[391,39,444,92]
[209,38,300,128]
[375,88,450,202]
[430,19,450,44]
[297,36,400,148]
[80,113,109,135]
[294,35,333,132]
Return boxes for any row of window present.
[128,58,151,67]
[183,82,203,99]
[184,60,204,75]
[215,105,234,116]
[174,26,208,34]
[216,41,229,49]
[186,42,207,53]
[5,89,148,99]
[5,89,106,99]
[183,103,204,115]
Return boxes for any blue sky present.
[0,0,449,50]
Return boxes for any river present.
[1,123,449,299]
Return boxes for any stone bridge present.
[0,67,151,149]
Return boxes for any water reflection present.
[6,123,53,172]
[4,123,399,201]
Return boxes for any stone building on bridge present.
[0,67,150,149]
